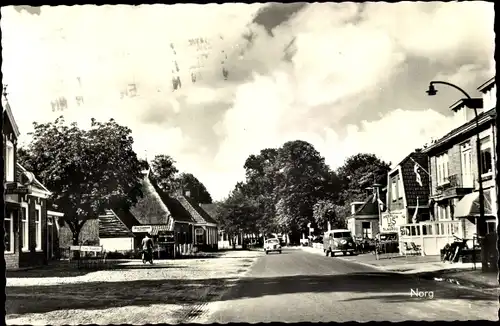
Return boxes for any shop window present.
[422,225,433,236]
[35,205,42,250]
[4,211,14,252]
[21,204,29,251]
[486,220,496,234]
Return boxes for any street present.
[202,248,498,323]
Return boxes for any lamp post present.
[426,81,488,272]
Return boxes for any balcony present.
[433,174,474,199]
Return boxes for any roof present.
[352,194,380,217]
[2,96,20,138]
[129,176,173,225]
[200,203,220,223]
[16,163,51,194]
[179,196,218,225]
[477,76,495,93]
[423,108,496,154]
[397,151,430,207]
[99,210,138,238]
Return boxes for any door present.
[460,142,473,187]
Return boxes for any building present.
[3,89,63,269]
[176,195,218,251]
[346,189,385,239]
[98,209,141,252]
[382,150,431,231]
[399,76,497,256]
[423,76,496,239]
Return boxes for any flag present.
[414,163,423,187]
[412,196,419,223]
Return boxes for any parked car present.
[375,232,399,254]
[323,229,356,256]
[264,238,282,254]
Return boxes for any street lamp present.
[426,81,488,272]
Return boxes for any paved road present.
[205,248,498,323]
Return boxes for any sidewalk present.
[301,246,498,291]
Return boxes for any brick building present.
[423,76,497,240]
[3,89,63,270]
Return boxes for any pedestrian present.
[142,233,154,262]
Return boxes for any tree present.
[274,140,336,243]
[336,153,391,205]
[150,154,179,193]
[313,199,347,233]
[176,172,213,204]
[216,188,259,248]
[19,116,144,245]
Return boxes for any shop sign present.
[380,213,406,232]
[132,225,152,233]
[70,245,103,252]
[5,186,30,195]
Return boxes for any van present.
[323,229,356,257]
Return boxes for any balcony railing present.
[436,174,474,191]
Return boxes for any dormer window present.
[5,140,14,182]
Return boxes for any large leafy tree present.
[274,140,335,242]
[176,172,213,204]
[336,153,391,205]
[18,117,144,245]
[150,154,179,193]
[313,199,346,233]
[215,187,259,247]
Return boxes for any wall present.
[100,237,134,252]
[483,84,496,111]
[350,217,379,238]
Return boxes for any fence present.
[398,220,463,256]
[68,245,109,270]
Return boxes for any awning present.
[454,190,493,218]
[150,225,172,235]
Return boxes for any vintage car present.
[264,238,282,254]
[323,229,356,256]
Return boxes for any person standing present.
[141,233,154,263]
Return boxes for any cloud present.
[1,3,495,201]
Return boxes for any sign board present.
[5,187,30,195]
[380,213,406,233]
[309,228,314,232]
[70,245,103,252]
[195,228,204,235]
[132,225,152,233]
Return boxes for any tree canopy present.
[18,116,144,244]
[216,141,391,244]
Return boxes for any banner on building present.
[380,213,406,232]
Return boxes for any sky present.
[1,3,495,201]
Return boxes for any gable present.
[400,152,430,207]
[2,99,20,139]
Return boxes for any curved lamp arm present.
[428,81,472,100]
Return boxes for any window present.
[5,140,14,182]
[436,153,449,185]
[486,220,496,234]
[35,205,42,251]
[480,136,493,176]
[391,180,397,202]
[4,211,14,253]
[398,177,403,199]
[361,222,371,238]
[21,203,29,251]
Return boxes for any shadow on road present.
[6,271,496,316]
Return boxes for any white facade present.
[100,237,134,252]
